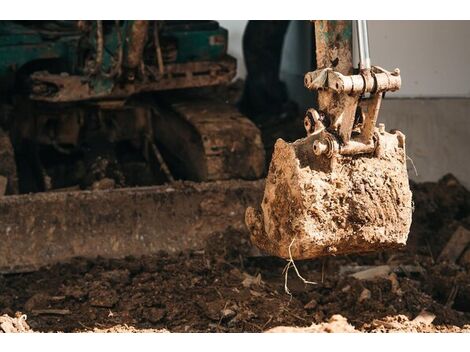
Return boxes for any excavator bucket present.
[245,21,413,260]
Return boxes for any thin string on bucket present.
[283,237,317,297]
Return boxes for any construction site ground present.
[1,163,470,333]
[1,83,470,333]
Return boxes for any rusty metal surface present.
[30,56,237,103]
[0,128,18,195]
[314,20,353,75]
[305,65,402,151]
[152,95,265,181]
[304,67,401,95]
[246,127,412,260]
[309,21,403,158]
[313,20,355,146]
[0,179,264,273]
[124,20,150,71]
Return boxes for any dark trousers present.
[238,21,291,118]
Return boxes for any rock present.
[241,273,263,288]
[388,273,403,295]
[412,310,436,326]
[341,264,424,277]
[304,299,318,310]
[91,178,115,190]
[358,288,371,303]
[221,308,236,321]
[350,265,391,280]
[438,226,470,263]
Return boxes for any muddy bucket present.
[245,127,413,260]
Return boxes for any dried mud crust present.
[0,175,469,333]
[247,131,412,260]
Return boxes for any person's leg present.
[238,20,296,123]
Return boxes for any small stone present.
[388,273,403,296]
[304,299,318,309]
[241,273,263,288]
[351,265,391,280]
[221,308,236,321]
[91,178,115,190]
[412,310,436,326]
[358,288,371,303]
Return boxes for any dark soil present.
[0,82,469,332]
[0,175,469,332]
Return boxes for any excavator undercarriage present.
[0,20,265,272]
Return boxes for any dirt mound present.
[409,173,470,255]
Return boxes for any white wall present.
[218,20,248,78]
[219,20,470,98]
[218,20,470,187]
[368,21,470,98]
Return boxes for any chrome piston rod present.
[357,20,371,70]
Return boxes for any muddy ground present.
[0,82,469,333]
[0,173,470,333]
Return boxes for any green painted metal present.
[0,20,230,97]
[87,21,130,75]
[314,20,353,75]
[316,20,352,44]
[0,21,80,92]
[162,27,228,63]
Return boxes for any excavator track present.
[0,91,266,273]
[151,92,265,182]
